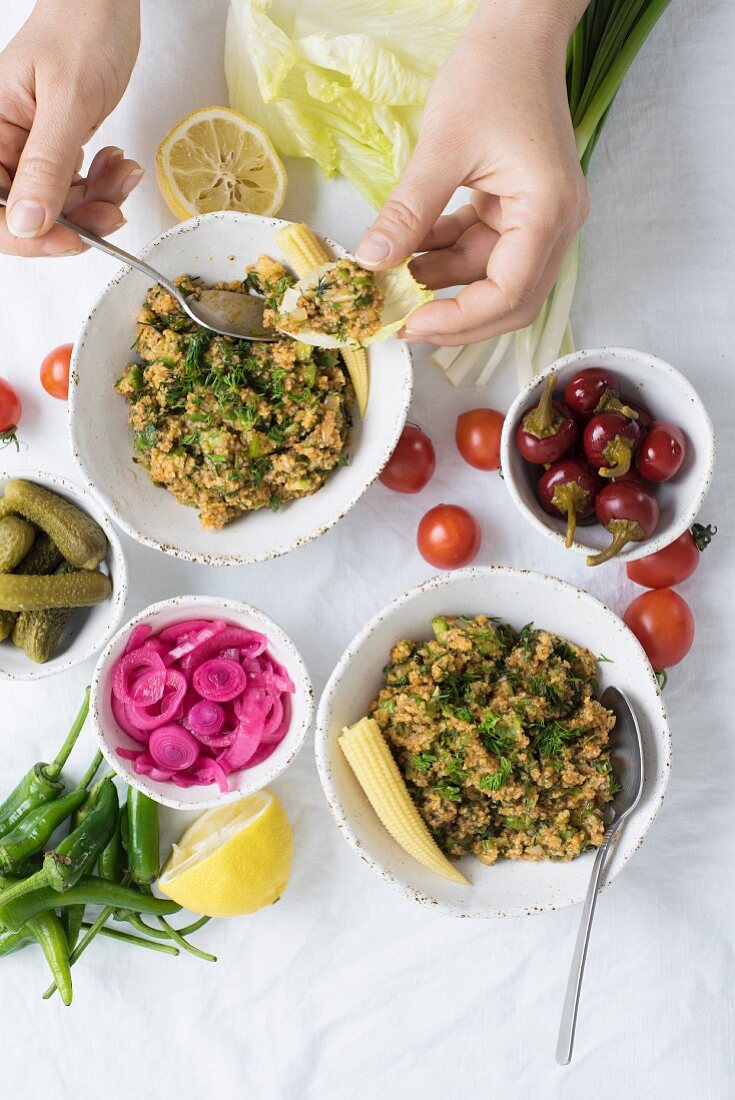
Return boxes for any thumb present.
[6,98,87,239]
[355,140,458,269]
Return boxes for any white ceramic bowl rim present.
[68,211,413,566]
[500,347,716,562]
[315,565,671,918]
[91,595,314,810]
[0,467,128,682]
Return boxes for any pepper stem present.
[94,924,180,955]
[156,916,217,963]
[522,372,560,439]
[0,867,49,907]
[586,519,644,566]
[599,437,634,479]
[551,481,590,549]
[49,688,91,776]
[74,752,104,792]
[594,391,638,419]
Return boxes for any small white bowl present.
[500,348,715,562]
[0,469,127,682]
[69,211,412,566]
[91,596,314,810]
[315,567,671,918]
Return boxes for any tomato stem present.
[0,427,19,451]
[691,522,717,552]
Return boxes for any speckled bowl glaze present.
[500,348,715,562]
[315,567,671,918]
[91,596,314,810]
[0,468,127,682]
[68,211,413,565]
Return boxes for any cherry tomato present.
[379,425,436,493]
[564,367,621,421]
[40,343,73,400]
[626,523,716,588]
[0,378,22,448]
[635,420,687,482]
[417,504,481,569]
[587,481,659,566]
[516,372,577,465]
[583,413,641,478]
[623,588,694,668]
[455,408,504,470]
[537,456,601,548]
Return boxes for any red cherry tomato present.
[623,588,694,668]
[40,343,73,400]
[455,408,504,470]
[0,378,22,448]
[635,420,687,482]
[379,425,436,493]
[417,504,481,569]
[564,367,621,420]
[626,523,716,588]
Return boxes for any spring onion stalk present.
[475,332,513,387]
[444,339,496,387]
[434,0,676,387]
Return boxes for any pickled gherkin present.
[3,480,107,569]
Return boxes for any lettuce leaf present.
[224,0,476,208]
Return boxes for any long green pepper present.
[27,912,73,1006]
[0,688,90,839]
[0,778,118,906]
[0,788,89,872]
[0,874,180,932]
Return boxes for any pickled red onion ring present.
[193,658,247,702]
[149,724,200,771]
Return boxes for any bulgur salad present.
[270,258,384,344]
[369,615,618,866]
[115,256,353,530]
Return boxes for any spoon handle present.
[0,188,176,294]
[555,823,621,1066]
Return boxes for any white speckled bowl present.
[0,469,127,682]
[500,348,715,562]
[315,567,670,918]
[91,596,314,810]
[68,212,412,565]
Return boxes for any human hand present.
[0,0,141,257]
[355,0,590,346]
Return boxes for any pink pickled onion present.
[111,692,149,744]
[130,668,187,730]
[149,724,200,771]
[124,623,153,654]
[158,619,214,643]
[112,648,165,702]
[167,620,227,662]
[129,668,165,707]
[188,700,226,737]
[193,658,247,702]
[218,722,263,770]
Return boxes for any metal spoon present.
[556,685,644,1066]
[0,188,275,341]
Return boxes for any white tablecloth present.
[1,2,733,1097]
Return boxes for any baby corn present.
[339,718,469,885]
[276,222,369,416]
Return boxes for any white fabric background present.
[1,2,733,1097]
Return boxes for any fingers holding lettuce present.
[356,1,591,347]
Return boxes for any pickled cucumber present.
[12,564,75,663]
[0,516,35,573]
[0,534,65,640]
[4,479,107,569]
[0,611,13,642]
[0,569,111,612]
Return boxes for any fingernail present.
[7,199,46,238]
[46,243,83,257]
[109,148,124,162]
[355,232,390,266]
[108,217,127,232]
[121,168,144,198]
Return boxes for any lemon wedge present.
[156,106,287,221]
[158,790,293,917]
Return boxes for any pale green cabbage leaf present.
[224,0,477,208]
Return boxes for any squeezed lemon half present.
[156,106,287,220]
[158,790,293,917]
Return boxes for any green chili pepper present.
[28,912,73,1006]
[61,755,105,951]
[98,805,125,883]
[0,874,180,932]
[0,688,90,839]
[87,923,179,955]
[0,778,119,906]
[0,787,89,872]
[126,787,160,887]
[0,925,35,957]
